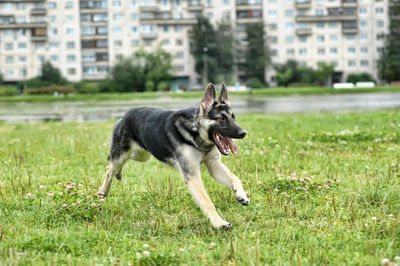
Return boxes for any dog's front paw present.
[219,222,232,230]
[236,196,249,206]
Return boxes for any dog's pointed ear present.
[218,83,228,103]
[200,83,216,114]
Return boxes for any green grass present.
[1,85,400,103]
[1,110,400,265]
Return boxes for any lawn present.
[1,85,400,103]
[0,110,399,265]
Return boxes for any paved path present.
[0,92,400,123]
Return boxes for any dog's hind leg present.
[99,151,131,196]
[204,149,249,206]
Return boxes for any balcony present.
[0,21,46,29]
[342,20,358,33]
[296,28,312,35]
[152,18,197,25]
[141,32,158,39]
[296,0,311,9]
[0,0,45,2]
[30,8,46,15]
[236,17,262,23]
[297,8,357,22]
[389,0,400,5]
[236,0,262,10]
[341,0,357,7]
[140,5,159,12]
[31,35,47,41]
[187,4,203,11]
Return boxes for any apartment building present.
[0,0,393,88]
[264,0,390,83]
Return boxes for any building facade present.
[0,0,393,88]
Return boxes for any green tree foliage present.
[315,62,335,85]
[215,21,235,81]
[243,22,269,84]
[275,60,335,87]
[190,17,219,83]
[104,46,173,92]
[346,73,375,83]
[0,72,3,84]
[379,2,400,82]
[26,61,67,88]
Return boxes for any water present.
[1,92,400,123]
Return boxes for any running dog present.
[98,83,249,229]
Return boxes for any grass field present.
[1,85,400,103]
[0,110,400,265]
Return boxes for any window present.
[377,47,384,54]
[5,43,13,51]
[114,13,123,21]
[36,43,45,49]
[299,48,307,56]
[268,10,277,16]
[346,34,356,41]
[113,27,122,35]
[377,33,385,40]
[113,0,122,7]
[376,20,384,28]
[269,24,277,30]
[330,47,337,54]
[131,26,138,33]
[317,35,325,42]
[359,8,367,15]
[360,47,368,54]
[6,70,14,78]
[299,36,307,42]
[114,40,122,47]
[67,55,76,62]
[50,42,59,48]
[144,40,153,46]
[269,36,278,43]
[66,28,75,35]
[348,60,356,67]
[66,15,74,22]
[360,33,368,42]
[206,11,213,18]
[175,25,183,32]
[316,22,324,29]
[161,0,169,5]
[330,61,338,67]
[317,48,325,55]
[330,34,337,42]
[329,22,337,28]
[162,26,169,32]
[131,0,137,6]
[48,2,57,9]
[375,7,384,14]
[176,39,183,46]
[347,47,356,54]
[67,68,76,75]
[65,1,73,9]
[285,10,293,17]
[286,36,294,43]
[67,42,75,49]
[49,28,58,35]
[175,52,184,59]
[131,40,140,47]
[286,23,294,30]
[17,3,25,10]
[6,56,14,64]
[3,3,12,10]
[206,0,212,6]
[37,55,45,63]
[360,20,367,28]
[18,43,27,49]
[50,55,58,62]
[287,48,294,56]
[360,60,369,67]
[162,39,170,45]
[316,9,324,15]
[298,23,308,29]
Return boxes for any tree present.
[0,72,3,85]
[215,21,235,82]
[315,62,335,86]
[190,16,219,84]
[379,1,400,82]
[40,61,67,85]
[243,22,269,84]
[106,46,173,92]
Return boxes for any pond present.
[1,92,400,123]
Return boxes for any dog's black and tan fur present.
[98,83,249,229]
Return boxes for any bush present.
[157,81,169,91]
[346,73,375,83]
[247,77,266,89]
[75,81,100,94]
[98,79,118,93]
[27,85,77,95]
[0,86,18,96]
[288,82,316,88]
[145,80,155,91]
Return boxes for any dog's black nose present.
[238,130,246,138]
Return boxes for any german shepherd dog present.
[98,83,249,229]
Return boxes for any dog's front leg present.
[204,151,249,206]
[182,168,231,230]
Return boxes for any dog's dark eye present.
[232,114,235,120]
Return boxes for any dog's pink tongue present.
[227,138,237,155]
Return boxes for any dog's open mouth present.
[213,132,237,155]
